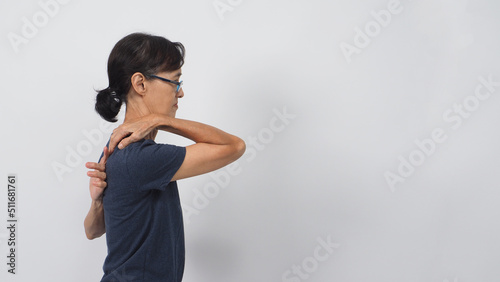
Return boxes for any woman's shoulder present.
[121,139,184,157]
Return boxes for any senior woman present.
[83,32,245,282]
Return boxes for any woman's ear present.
[130,72,147,96]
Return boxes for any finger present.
[118,131,143,150]
[96,180,107,189]
[97,180,107,189]
[91,178,107,189]
[87,170,106,180]
[99,146,109,165]
[86,162,103,170]
[86,162,105,172]
[117,136,131,150]
[109,128,131,153]
[117,132,138,150]
[108,129,120,154]
[103,145,109,159]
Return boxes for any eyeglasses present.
[150,75,183,93]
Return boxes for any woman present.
[83,32,245,282]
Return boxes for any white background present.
[0,0,499,281]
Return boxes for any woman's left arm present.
[84,147,109,240]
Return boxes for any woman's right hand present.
[108,114,163,153]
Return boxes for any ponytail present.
[95,87,123,122]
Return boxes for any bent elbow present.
[86,230,98,240]
[233,138,246,159]
[86,232,95,240]
[85,226,104,240]
[86,231,104,240]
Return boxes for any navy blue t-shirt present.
[99,139,186,282]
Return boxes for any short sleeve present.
[127,139,186,191]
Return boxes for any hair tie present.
[110,90,120,103]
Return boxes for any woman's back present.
[101,139,186,282]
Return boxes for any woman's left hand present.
[85,146,109,202]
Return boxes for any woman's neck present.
[124,104,158,141]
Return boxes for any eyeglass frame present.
[149,75,183,93]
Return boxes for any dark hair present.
[95,32,185,122]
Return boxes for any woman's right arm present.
[108,114,246,180]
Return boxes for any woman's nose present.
[177,88,184,98]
